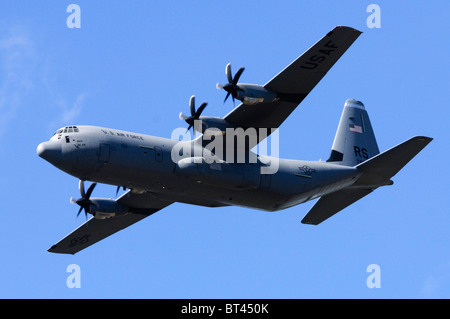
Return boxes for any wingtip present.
[327,26,363,38]
[333,25,363,35]
[301,220,319,225]
[414,136,433,143]
[47,246,76,255]
[47,244,60,254]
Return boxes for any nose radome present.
[37,141,62,165]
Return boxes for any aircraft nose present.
[37,141,62,165]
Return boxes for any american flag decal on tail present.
[349,124,362,133]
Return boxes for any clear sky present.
[0,1,448,299]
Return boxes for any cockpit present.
[55,126,80,134]
[51,126,80,141]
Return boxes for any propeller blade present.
[224,92,231,103]
[115,185,126,196]
[233,67,245,85]
[85,183,97,200]
[226,63,232,83]
[77,206,83,218]
[79,180,85,198]
[189,95,196,116]
[195,102,207,118]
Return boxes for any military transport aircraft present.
[37,26,432,254]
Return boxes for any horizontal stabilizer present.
[301,189,372,225]
[302,136,432,225]
[355,136,433,186]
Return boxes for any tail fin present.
[327,99,379,166]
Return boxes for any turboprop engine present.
[216,63,278,105]
[70,180,129,219]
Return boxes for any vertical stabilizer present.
[327,99,379,166]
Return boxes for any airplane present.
[37,26,432,254]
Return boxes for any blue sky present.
[0,1,448,298]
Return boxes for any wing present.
[48,191,173,254]
[224,26,362,132]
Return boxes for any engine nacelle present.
[88,198,129,219]
[235,84,278,105]
[192,116,232,134]
[175,157,260,190]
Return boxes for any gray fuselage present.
[38,125,360,212]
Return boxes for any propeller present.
[216,63,245,103]
[116,185,126,196]
[179,95,207,133]
[70,180,97,219]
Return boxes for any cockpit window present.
[54,126,79,136]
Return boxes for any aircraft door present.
[98,143,110,163]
